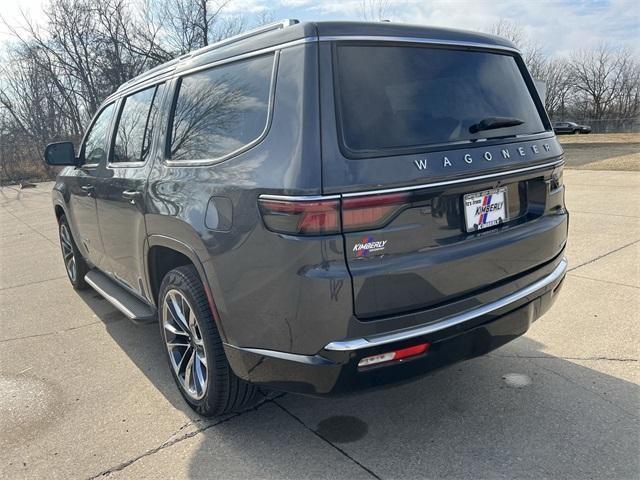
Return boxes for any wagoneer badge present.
[414,143,551,171]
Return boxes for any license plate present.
[463,187,508,232]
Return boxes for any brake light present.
[342,192,410,232]
[258,197,340,235]
[358,342,430,368]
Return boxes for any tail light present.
[258,191,410,235]
[342,192,409,232]
[258,197,340,235]
[551,166,564,190]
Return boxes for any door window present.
[82,103,116,165]
[112,85,162,164]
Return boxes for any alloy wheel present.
[59,223,77,282]
[162,289,208,400]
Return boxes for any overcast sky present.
[1,0,638,57]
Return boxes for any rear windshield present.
[334,44,546,157]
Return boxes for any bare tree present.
[569,45,636,120]
[488,19,547,79]
[542,58,573,118]
[0,0,272,183]
[359,0,393,22]
[149,0,247,54]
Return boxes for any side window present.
[83,103,116,165]
[168,53,274,162]
[112,85,162,164]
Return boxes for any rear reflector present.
[357,343,429,368]
[258,198,340,235]
[342,192,409,232]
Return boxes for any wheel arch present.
[145,235,228,341]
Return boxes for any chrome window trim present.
[258,194,341,202]
[318,35,520,54]
[341,159,564,198]
[108,35,516,102]
[324,257,568,352]
[257,160,563,202]
[107,38,313,102]
[163,51,280,168]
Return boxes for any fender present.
[145,234,229,341]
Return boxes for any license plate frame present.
[463,187,508,232]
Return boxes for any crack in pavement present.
[568,239,639,272]
[567,272,640,290]
[0,318,125,344]
[87,393,286,479]
[0,205,58,247]
[568,210,640,219]
[0,275,68,292]
[532,360,639,420]
[490,353,638,362]
[273,400,382,480]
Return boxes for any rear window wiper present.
[469,117,524,134]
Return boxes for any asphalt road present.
[1,167,638,479]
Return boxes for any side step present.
[85,270,156,324]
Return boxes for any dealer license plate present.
[463,187,508,232]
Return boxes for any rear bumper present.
[224,257,567,395]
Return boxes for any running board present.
[85,270,156,324]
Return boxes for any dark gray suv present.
[44,20,568,416]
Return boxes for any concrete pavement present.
[0,169,638,479]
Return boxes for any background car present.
[553,121,592,134]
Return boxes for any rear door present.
[320,41,566,319]
[94,84,165,297]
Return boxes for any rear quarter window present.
[168,53,274,163]
[334,44,547,158]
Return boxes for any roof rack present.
[117,19,299,92]
[189,19,299,60]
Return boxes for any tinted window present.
[83,103,116,165]
[169,54,273,161]
[112,86,161,163]
[335,45,546,156]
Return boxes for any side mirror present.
[44,142,78,166]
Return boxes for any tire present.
[158,265,258,416]
[58,215,90,290]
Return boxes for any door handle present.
[81,185,95,196]
[122,190,142,204]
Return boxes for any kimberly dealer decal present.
[353,237,388,257]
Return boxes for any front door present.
[66,102,117,268]
[94,84,165,298]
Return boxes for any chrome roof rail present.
[117,19,299,92]
[189,19,299,60]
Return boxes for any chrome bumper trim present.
[324,258,568,352]
[223,344,333,365]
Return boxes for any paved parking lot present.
[1,166,638,479]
